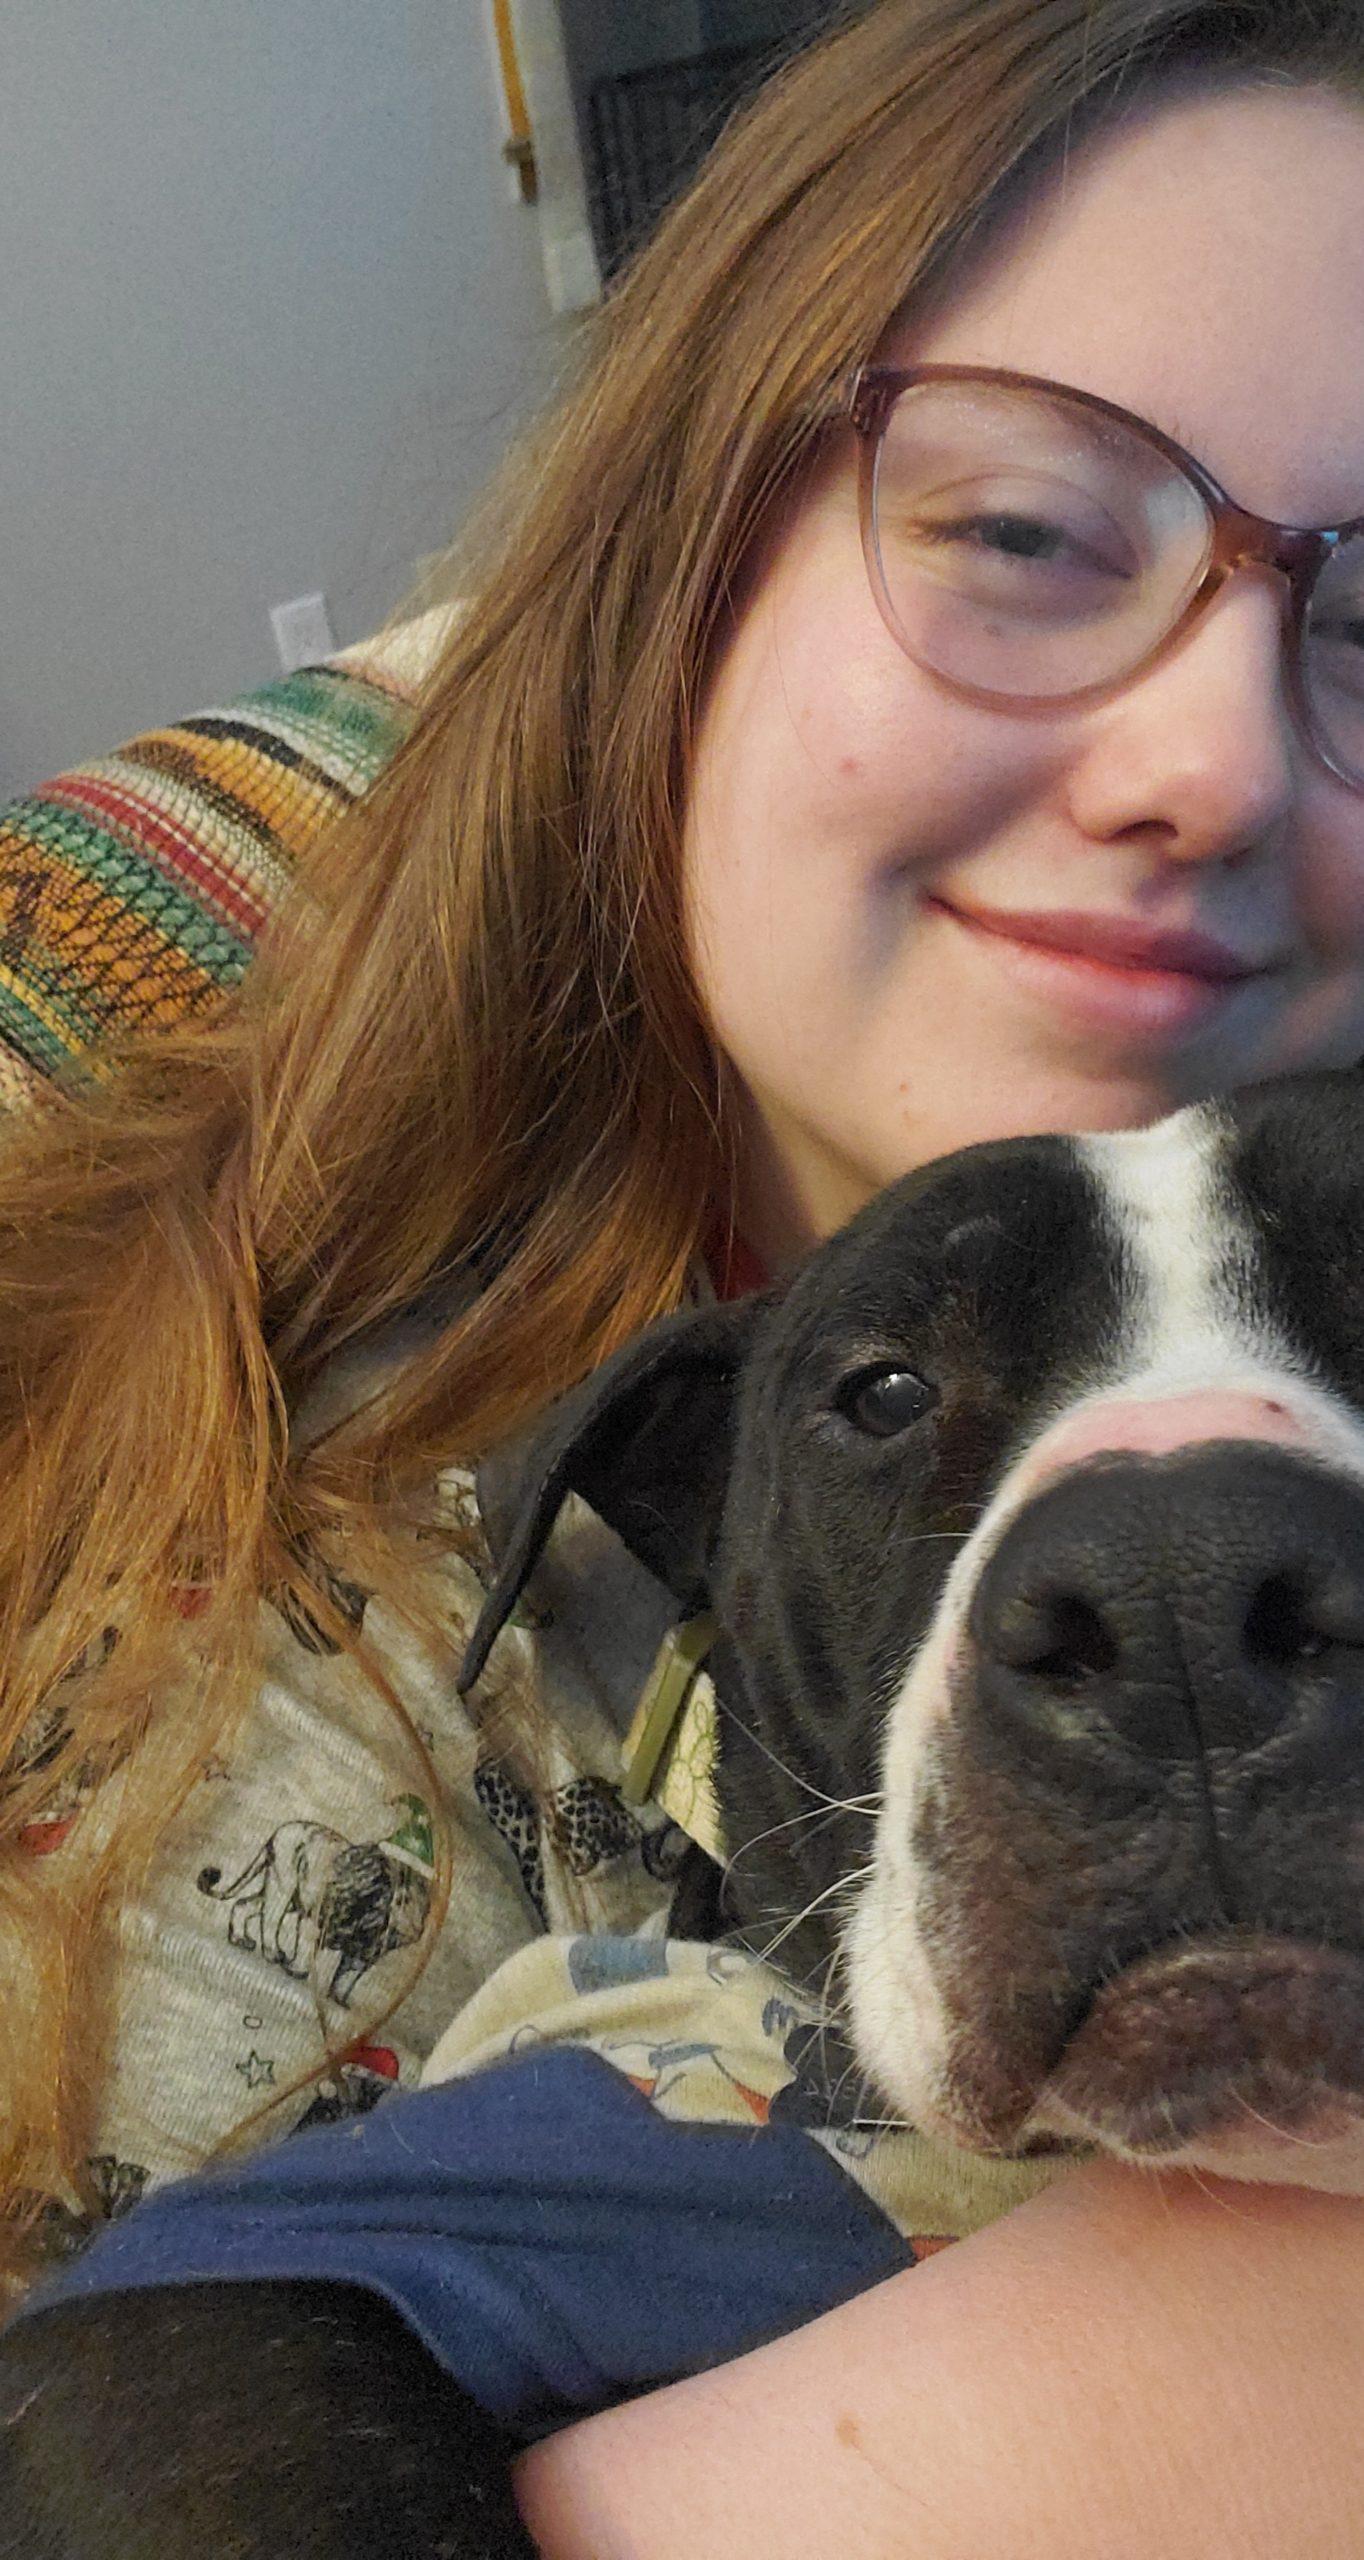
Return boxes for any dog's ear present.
[459,1297,762,1695]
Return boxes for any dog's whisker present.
[825,2049,888,2128]
[806,1943,851,2072]
[713,1695,883,1817]
[747,1865,878,1973]
[810,1954,845,2086]
[1225,2086,1338,2150]
[723,1796,880,1887]
[740,1792,880,1843]
[763,1943,902,2136]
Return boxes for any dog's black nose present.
[969,1444,1364,1767]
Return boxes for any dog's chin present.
[857,1931,1364,2193]
[1018,1933,1364,2191]
[848,1902,1364,2192]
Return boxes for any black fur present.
[12,1076,1364,2551]
[0,2281,537,2559]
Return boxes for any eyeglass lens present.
[866,379,1364,786]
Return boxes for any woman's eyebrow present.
[1035,386,1162,459]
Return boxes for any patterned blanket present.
[0,610,455,1110]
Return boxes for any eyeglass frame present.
[845,362,1364,794]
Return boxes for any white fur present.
[844,1104,1364,2188]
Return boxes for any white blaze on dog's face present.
[832,1084,1364,2192]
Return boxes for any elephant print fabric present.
[196,1795,437,2010]
[5,1413,705,2239]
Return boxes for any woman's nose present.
[1069,568,1303,865]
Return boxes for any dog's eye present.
[836,1364,939,1437]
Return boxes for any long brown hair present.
[2,0,1360,2296]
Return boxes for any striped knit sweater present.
[0,609,455,1111]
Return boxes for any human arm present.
[516,2150,1364,2560]
[5,2066,1362,2560]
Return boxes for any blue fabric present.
[14,2047,913,2441]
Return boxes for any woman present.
[4,0,1364,2549]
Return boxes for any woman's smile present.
[927,891,1289,1043]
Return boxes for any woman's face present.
[682,80,1364,1266]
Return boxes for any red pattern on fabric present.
[17,1817,77,1857]
[44,775,273,933]
[341,2042,401,2081]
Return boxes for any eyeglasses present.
[847,364,1364,794]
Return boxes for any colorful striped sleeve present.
[0,610,454,1109]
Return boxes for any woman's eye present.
[836,1365,939,1437]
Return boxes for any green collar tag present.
[621,1611,722,1859]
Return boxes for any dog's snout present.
[1028,1388,1310,1482]
[969,1445,1364,1766]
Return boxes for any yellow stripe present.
[0,856,217,982]
[492,0,531,146]
[133,729,338,857]
[0,961,78,1050]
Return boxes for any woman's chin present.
[874,1067,1200,1184]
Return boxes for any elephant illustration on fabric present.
[197,1794,435,2007]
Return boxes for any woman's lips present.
[929,895,1284,1040]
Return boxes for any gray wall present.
[0,2,569,800]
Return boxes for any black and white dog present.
[5,1069,1364,2556]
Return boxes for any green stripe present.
[0,978,91,1079]
[0,920,250,1063]
[209,667,414,784]
[2,800,256,980]
[0,660,414,1092]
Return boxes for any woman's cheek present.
[1312,829,1364,963]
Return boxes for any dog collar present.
[620,1612,723,1863]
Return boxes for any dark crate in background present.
[582,30,826,278]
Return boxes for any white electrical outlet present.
[269,591,335,672]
